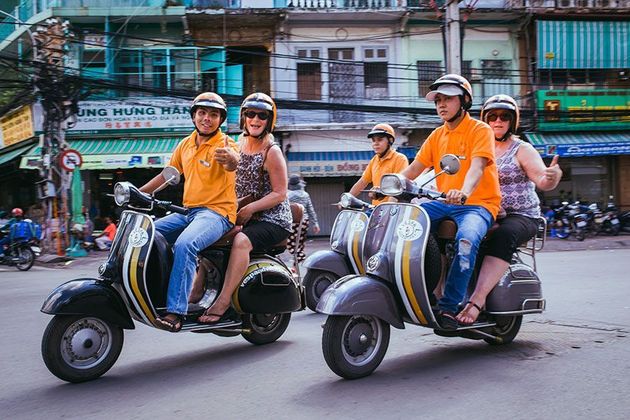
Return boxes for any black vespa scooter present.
[302,193,371,311]
[41,167,304,383]
[318,155,546,379]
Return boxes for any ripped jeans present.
[420,201,493,313]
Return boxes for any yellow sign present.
[0,106,34,147]
[545,51,555,60]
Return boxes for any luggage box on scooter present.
[485,263,545,314]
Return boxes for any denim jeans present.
[155,207,232,315]
[420,201,493,313]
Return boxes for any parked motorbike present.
[0,235,36,271]
[302,193,371,311]
[550,201,587,241]
[591,197,621,236]
[40,166,304,383]
[318,155,546,379]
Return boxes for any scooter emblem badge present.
[397,219,423,241]
[129,227,149,248]
[351,218,365,232]
[367,254,380,271]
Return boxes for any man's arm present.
[446,156,487,204]
[349,178,369,197]
[400,159,426,180]
[139,174,167,194]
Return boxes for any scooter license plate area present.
[611,218,620,225]
[576,221,587,228]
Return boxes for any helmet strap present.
[378,144,392,158]
[447,108,464,123]
[496,131,512,142]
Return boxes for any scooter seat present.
[211,225,243,247]
[437,220,500,241]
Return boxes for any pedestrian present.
[287,173,320,263]
[400,74,501,330]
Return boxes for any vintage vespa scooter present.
[318,155,546,379]
[40,167,304,383]
[302,193,371,311]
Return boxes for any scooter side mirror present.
[153,166,181,195]
[439,154,460,175]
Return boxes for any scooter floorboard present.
[181,319,243,333]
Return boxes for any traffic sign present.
[59,149,83,171]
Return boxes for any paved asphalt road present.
[1,235,629,419]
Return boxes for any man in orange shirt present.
[140,92,239,332]
[349,123,409,205]
[94,216,117,250]
[401,75,501,330]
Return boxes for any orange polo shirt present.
[361,148,409,205]
[415,113,501,219]
[170,130,239,224]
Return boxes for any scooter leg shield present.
[316,275,404,329]
[303,250,353,278]
[41,278,134,329]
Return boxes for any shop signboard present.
[536,89,630,132]
[32,98,195,135]
[0,105,34,148]
[535,142,630,157]
[288,160,369,177]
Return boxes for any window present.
[417,61,443,97]
[296,49,322,100]
[81,50,106,79]
[481,59,512,99]
[363,47,388,99]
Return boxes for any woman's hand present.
[236,205,255,226]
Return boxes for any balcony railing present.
[286,0,400,7]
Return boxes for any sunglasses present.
[244,110,270,120]
[487,112,513,122]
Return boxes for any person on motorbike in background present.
[139,92,240,332]
[196,92,292,324]
[0,208,25,256]
[349,123,409,205]
[456,94,562,325]
[400,74,501,330]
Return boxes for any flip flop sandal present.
[437,310,458,330]
[198,307,237,325]
[457,301,483,326]
[156,315,183,332]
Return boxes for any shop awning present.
[20,137,180,170]
[287,147,416,177]
[525,132,630,157]
[0,143,33,166]
[537,20,629,69]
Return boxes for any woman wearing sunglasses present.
[456,94,563,325]
[197,92,292,324]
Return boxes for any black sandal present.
[155,314,183,332]
[436,310,458,330]
[457,301,483,326]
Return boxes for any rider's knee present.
[232,233,253,252]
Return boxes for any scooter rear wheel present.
[16,247,35,271]
[242,313,291,345]
[322,314,390,379]
[41,315,124,383]
[303,270,339,312]
[484,315,522,345]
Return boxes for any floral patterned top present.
[236,139,292,232]
[496,139,541,219]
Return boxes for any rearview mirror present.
[161,166,181,185]
[439,154,460,175]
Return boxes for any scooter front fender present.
[316,275,404,329]
[41,278,134,329]
[303,250,352,278]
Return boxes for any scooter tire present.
[16,247,35,271]
[322,314,390,379]
[41,315,124,383]
[241,312,291,345]
[303,270,339,312]
[484,315,522,345]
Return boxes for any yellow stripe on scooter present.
[351,222,365,275]
[130,218,156,324]
[401,207,428,325]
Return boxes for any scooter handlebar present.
[155,200,188,215]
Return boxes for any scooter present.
[318,155,546,379]
[0,236,36,271]
[302,193,371,311]
[40,167,304,383]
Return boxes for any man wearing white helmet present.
[139,92,240,332]
[401,74,501,330]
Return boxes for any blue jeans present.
[420,201,493,313]
[155,207,232,315]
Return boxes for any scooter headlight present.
[113,182,131,206]
[339,193,354,209]
[380,174,405,196]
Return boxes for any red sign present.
[59,149,83,171]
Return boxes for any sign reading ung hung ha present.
[33,98,195,135]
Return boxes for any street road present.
[1,249,629,419]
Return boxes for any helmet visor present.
[425,84,465,102]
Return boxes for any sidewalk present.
[36,232,630,268]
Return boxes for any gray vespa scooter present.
[318,155,546,379]
[302,193,371,311]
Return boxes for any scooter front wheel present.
[41,315,124,383]
[303,270,339,312]
[322,315,390,379]
[484,315,522,345]
[16,247,35,271]
[242,313,291,345]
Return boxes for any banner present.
[0,105,34,148]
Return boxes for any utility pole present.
[444,0,462,74]
[32,18,79,255]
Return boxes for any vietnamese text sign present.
[0,105,34,148]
